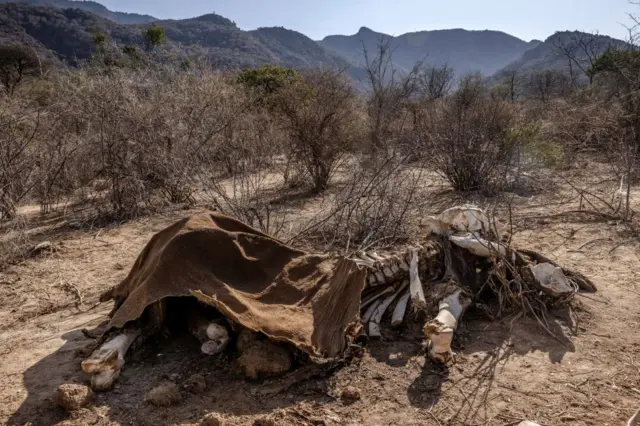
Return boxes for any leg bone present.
[423,289,471,363]
[81,329,140,391]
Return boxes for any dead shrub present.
[272,68,363,193]
[293,153,422,252]
[416,74,522,193]
[0,101,40,221]
[0,216,31,270]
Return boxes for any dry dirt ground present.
[1,164,639,426]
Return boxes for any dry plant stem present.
[424,289,471,363]
[409,249,426,310]
[81,329,141,391]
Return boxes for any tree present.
[418,64,454,101]
[0,44,41,96]
[143,24,167,51]
[526,69,571,103]
[362,36,424,151]
[272,69,361,192]
[551,31,612,85]
[237,64,300,102]
[588,47,640,220]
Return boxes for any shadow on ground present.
[8,322,339,426]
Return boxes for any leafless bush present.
[195,105,289,237]
[272,68,362,192]
[418,64,455,101]
[525,69,573,103]
[416,73,521,192]
[0,101,40,220]
[362,37,423,152]
[291,153,422,252]
[0,216,31,270]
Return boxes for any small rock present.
[200,413,224,426]
[253,416,276,426]
[145,382,182,407]
[340,386,361,403]
[184,374,207,394]
[517,422,541,426]
[56,384,94,411]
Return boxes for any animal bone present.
[423,289,471,363]
[361,286,394,309]
[368,281,408,337]
[201,323,230,355]
[362,299,381,324]
[528,263,576,297]
[449,234,507,257]
[391,290,410,326]
[185,308,230,355]
[81,329,141,391]
[628,408,640,426]
[409,249,426,310]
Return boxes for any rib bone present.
[368,280,408,337]
[81,329,141,391]
[391,290,410,326]
[409,250,426,310]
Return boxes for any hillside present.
[0,0,156,24]
[0,3,348,70]
[494,31,628,78]
[320,27,540,78]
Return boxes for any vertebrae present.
[351,241,445,289]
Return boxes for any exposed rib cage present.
[351,240,445,289]
[349,241,447,336]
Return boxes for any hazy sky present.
[99,0,635,41]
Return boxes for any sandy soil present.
[1,165,639,426]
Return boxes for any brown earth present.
[1,164,639,426]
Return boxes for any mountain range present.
[0,0,624,82]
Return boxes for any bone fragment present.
[628,408,640,426]
[529,263,575,297]
[391,290,410,326]
[185,309,230,356]
[368,281,409,337]
[81,329,141,391]
[423,289,470,363]
[449,234,507,257]
[361,286,394,310]
[200,323,230,355]
[368,252,387,262]
[355,251,375,268]
[362,299,381,324]
[409,250,426,310]
[356,251,376,267]
[382,266,394,279]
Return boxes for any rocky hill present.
[0,0,156,24]
[0,3,348,69]
[320,27,540,78]
[0,1,630,86]
[494,31,628,79]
